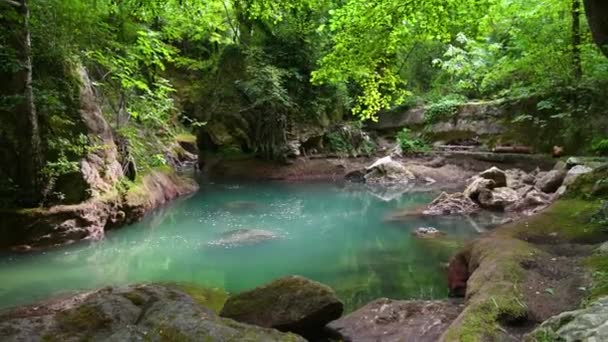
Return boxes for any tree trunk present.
[572,0,582,80]
[0,0,42,206]
[583,0,608,58]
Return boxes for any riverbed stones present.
[478,187,519,211]
[208,229,279,247]
[536,169,567,193]
[327,298,462,342]
[463,177,496,201]
[526,296,608,342]
[220,275,343,337]
[478,166,507,188]
[0,284,304,342]
[423,192,479,216]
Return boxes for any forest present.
[1,0,608,341]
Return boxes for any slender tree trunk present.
[583,0,608,58]
[572,0,582,80]
[1,0,42,205]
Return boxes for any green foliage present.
[592,139,608,156]
[326,122,376,157]
[424,97,463,124]
[396,128,428,154]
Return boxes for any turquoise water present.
[0,182,479,312]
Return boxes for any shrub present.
[425,98,463,124]
[592,139,608,156]
[396,128,428,154]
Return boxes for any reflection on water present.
[0,182,483,312]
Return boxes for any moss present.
[565,165,608,200]
[175,133,197,144]
[55,304,112,335]
[584,255,608,302]
[507,199,607,243]
[443,237,534,341]
[121,291,147,307]
[164,283,229,314]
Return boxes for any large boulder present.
[463,177,496,201]
[423,192,479,216]
[220,276,343,337]
[526,296,608,341]
[327,298,462,342]
[478,167,507,188]
[507,189,553,216]
[478,187,520,211]
[364,156,415,184]
[0,284,304,342]
[563,165,593,187]
[535,170,567,193]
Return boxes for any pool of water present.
[0,182,482,312]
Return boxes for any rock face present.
[535,169,567,193]
[1,170,198,251]
[327,298,462,342]
[526,296,608,342]
[0,284,304,342]
[220,275,343,337]
[208,229,279,247]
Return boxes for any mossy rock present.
[565,164,608,200]
[220,275,343,337]
[163,283,229,314]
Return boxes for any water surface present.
[0,182,481,311]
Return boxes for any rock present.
[477,187,519,211]
[505,168,533,189]
[563,165,593,186]
[345,169,366,183]
[566,157,583,169]
[208,229,279,247]
[412,227,446,238]
[507,189,552,215]
[535,169,567,193]
[526,296,608,342]
[220,275,343,337]
[478,167,507,187]
[553,160,568,171]
[284,140,301,158]
[552,145,564,158]
[0,284,304,342]
[364,156,415,185]
[424,192,479,216]
[595,241,608,255]
[463,177,496,201]
[448,253,469,297]
[327,298,462,342]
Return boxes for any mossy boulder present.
[220,275,344,337]
[0,284,304,342]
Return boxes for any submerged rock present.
[208,229,279,247]
[535,169,567,193]
[220,275,343,337]
[327,298,462,342]
[0,284,304,342]
[526,296,608,342]
[412,227,446,238]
